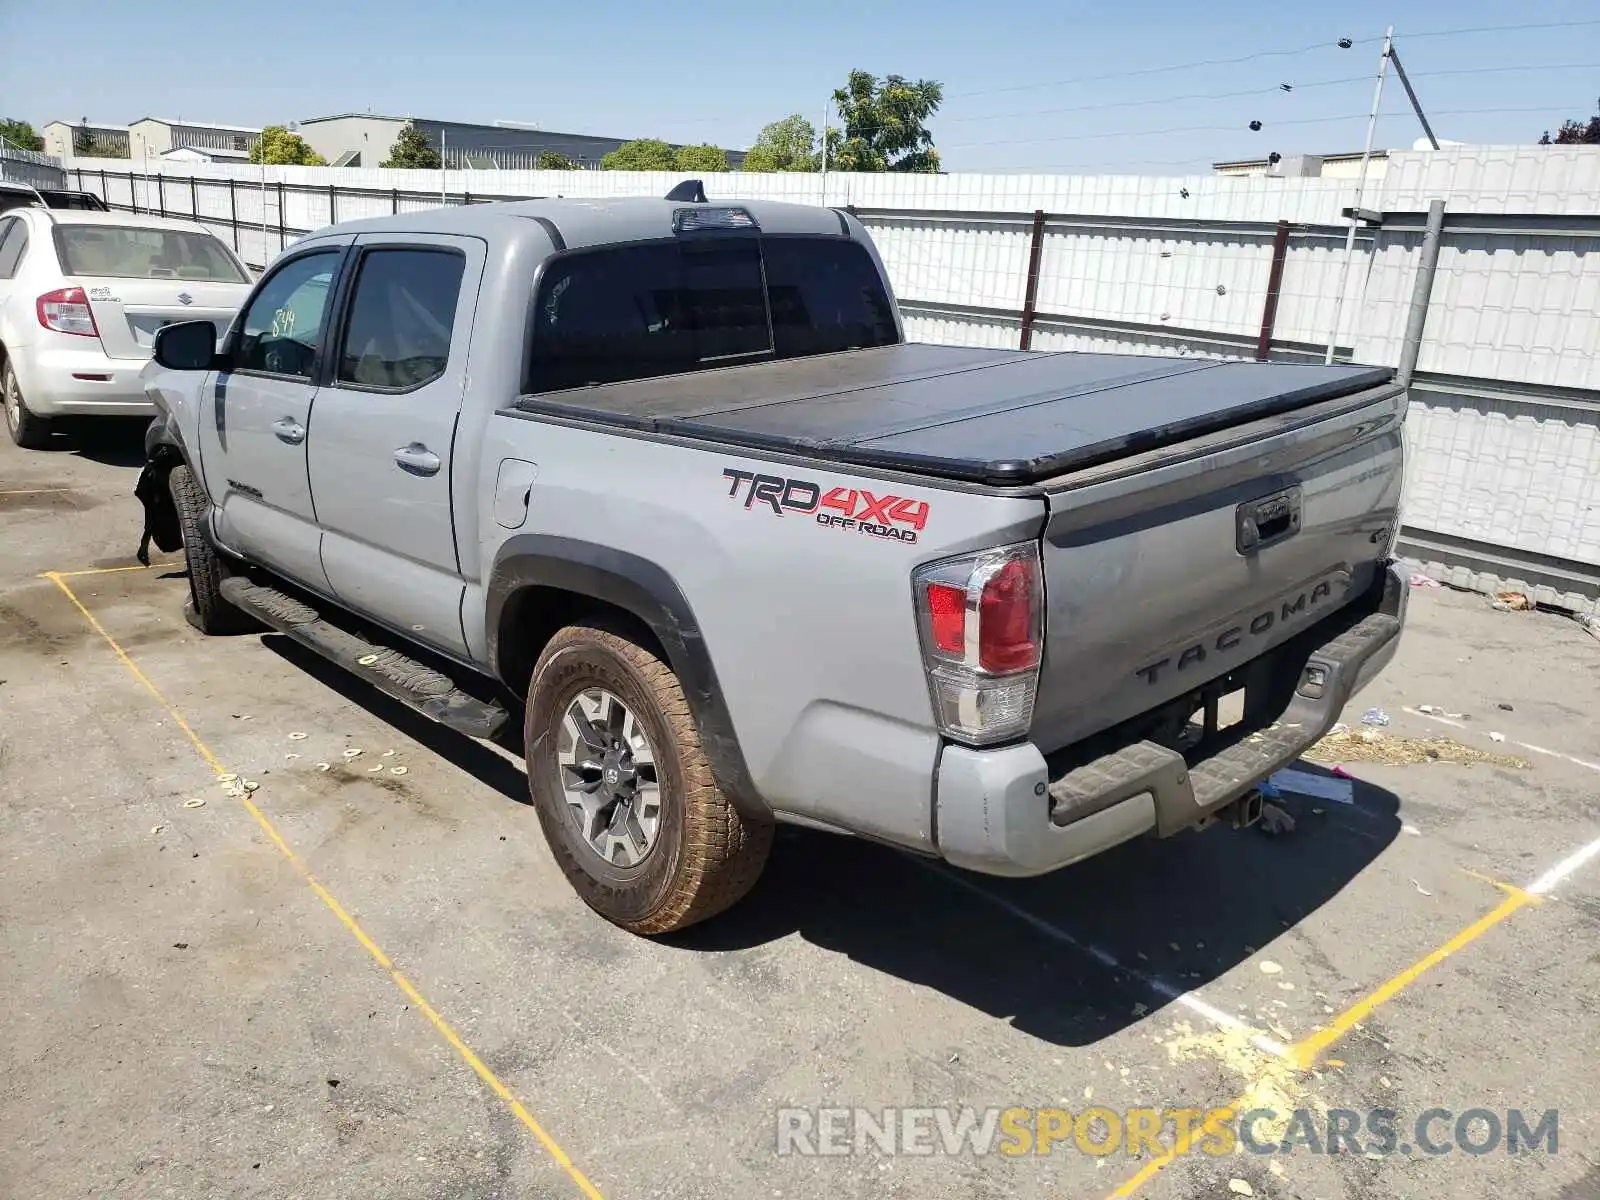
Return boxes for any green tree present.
[741,115,818,172]
[1538,97,1600,145]
[379,122,440,169]
[600,138,677,170]
[0,118,44,152]
[824,70,943,173]
[536,150,577,169]
[674,143,729,172]
[250,125,328,166]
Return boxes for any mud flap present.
[133,445,184,565]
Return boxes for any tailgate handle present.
[1237,487,1302,554]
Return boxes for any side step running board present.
[219,577,508,740]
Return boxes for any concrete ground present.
[2,423,1598,1200]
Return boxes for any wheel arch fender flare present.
[487,534,770,823]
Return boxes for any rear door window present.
[335,248,465,390]
[53,225,246,282]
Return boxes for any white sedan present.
[0,207,252,448]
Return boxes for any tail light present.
[37,287,100,338]
[912,542,1043,746]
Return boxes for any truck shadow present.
[261,636,532,804]
[679,776,1400,1047]
[254,630,1399,1048]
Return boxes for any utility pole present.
[441,129,448,206]
[819,98,830,207]
[1388,43,1439,149]
[1325,25,1393,364]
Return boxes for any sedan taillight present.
[37,287,100,338]
[912,542,1043,746]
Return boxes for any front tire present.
[525,623,772,935]
[168,464,259,635]
[3,359,54,450]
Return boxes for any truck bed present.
[513,344,1395,486]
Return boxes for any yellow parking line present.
[1289,887,1534,1070]
[50,562,179,578]
[1104,884,1540,1198]
[44,571,607,1200]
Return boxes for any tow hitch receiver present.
[1228,788,1265,829]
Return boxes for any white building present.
[128,118,261,163]
[1212,150,1392,180]
[160,145,253,164]
[42,121,131,160]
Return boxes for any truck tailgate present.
[1028,382,1406,753]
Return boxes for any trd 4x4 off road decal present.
[722,468,928,544]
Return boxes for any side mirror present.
[153,320,220,371]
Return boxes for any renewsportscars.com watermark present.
[775,1106,1559,1159]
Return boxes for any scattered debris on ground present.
[1361,706,1391,726]
[1258,802,1296,835]
[1492,591,1533,612]
[1304,728,1531,768]
[1266,768,1354,805]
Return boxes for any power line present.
[949,18,1600,101]
[941,78,1367,125]
[940,62,1598,126]
[945,104,1588,153]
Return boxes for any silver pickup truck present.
[139,188,1407,934]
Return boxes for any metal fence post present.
[329,183,337,225]
[157,173,165,217]
[1018,209,1047,351]
[189,175,199,219]
[1396,200,1446,389]
[392,187,399,214]
[1255,220,1292,361]
[228,177,239,250]
[277,181,286,250]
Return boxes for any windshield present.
[53,225,246,282]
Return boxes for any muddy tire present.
[169,464,259,635]
[3,358,54,450]
[525,623,772,935]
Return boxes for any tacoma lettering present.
[1135,580,1337,686]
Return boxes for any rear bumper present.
[13,344,155,417]
[934,561,1406,877]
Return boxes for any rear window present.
[527,235,897,393]
[53,225,246,282]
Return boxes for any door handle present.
[272,416,306,445]
[394,443,442,477]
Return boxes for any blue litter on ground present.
[1268,768,1356,805]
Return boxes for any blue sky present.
[3,0,1597,172]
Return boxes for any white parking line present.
[923,863,1290,1059]
[1527,831,1600,896]
[1401,706,1600,773]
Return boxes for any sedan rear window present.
[53,225,246,282]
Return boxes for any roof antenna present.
[665,179,707,203]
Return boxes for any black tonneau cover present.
[512,344,1395,485]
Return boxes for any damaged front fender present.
[133,416,187,564]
